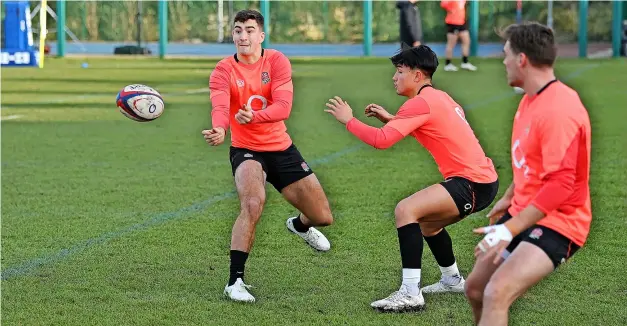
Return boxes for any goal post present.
[0,0,43,67]
[38,0,47,68]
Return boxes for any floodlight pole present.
[612,0,623,57]
[578,0,588,58]
[158,0,167,59]
[470,0,479,57]
[136,0,142,48]
[56,0,66,57]
[261,0,270,48]
[547,0,554,29]
[363,0,372,56]
[221,0,234,43]
[217,0,224,43]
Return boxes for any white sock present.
[439,262,460,277]
[402,268,421,296]
[439,262,462,285]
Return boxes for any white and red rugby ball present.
[116,84,165,122]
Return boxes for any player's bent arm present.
[209,64,231,130]
[344,96,431,149]
[346,114,428,149]
[531,115,583,213]
[504,204,546,237]
[251,52,294,124]
[250,89,293,123]
[346,119,405,149]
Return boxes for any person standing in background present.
[397,0,423,47]
[441,0,477,72]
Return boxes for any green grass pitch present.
[1,56,626,325]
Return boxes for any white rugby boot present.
[461,62,478,71]
[444,63,459,72]
[224,278,255,303]
[370,284,426,312]
[421,275,466,294]
[286,216,331,251]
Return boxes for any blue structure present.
[1,1,40,67]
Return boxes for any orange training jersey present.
[209,49,294,152]
[508,80,592,246]
[441,0,467,26]
[388,86,497,183]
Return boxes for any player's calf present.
[301,208,333,227]
[282,174,334,227]
[464,249,503,324]
[421,228,465,294]
[387,184,462,306]
[281,173,334,251]
[286,214,331,251]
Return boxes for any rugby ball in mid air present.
[116,84,165,122]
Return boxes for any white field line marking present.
[8,84,210,106]
[1,115,24,121]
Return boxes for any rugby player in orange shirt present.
[202,10,334,303]
[325,44,499,312]
[466,22,593,326]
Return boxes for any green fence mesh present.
[56,0,615,45]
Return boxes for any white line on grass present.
[1,115,24,121]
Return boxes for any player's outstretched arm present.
[250,52,294,124]
[325,96,427,150]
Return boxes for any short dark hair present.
[499,22,557,67]
[233,9,264,29]
[390,44,439,79]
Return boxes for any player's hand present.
[235,104,254,124]
[365,103,395,123]
[324,96,354,124]
[486,197,512,225]
[473,224,513,264]
[201,127,226,146]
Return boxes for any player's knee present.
[464,277,484,303]
[394,200,417,226]
[482,277,511,307]
[241,196,265,220]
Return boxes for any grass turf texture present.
[2,57,626,325]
